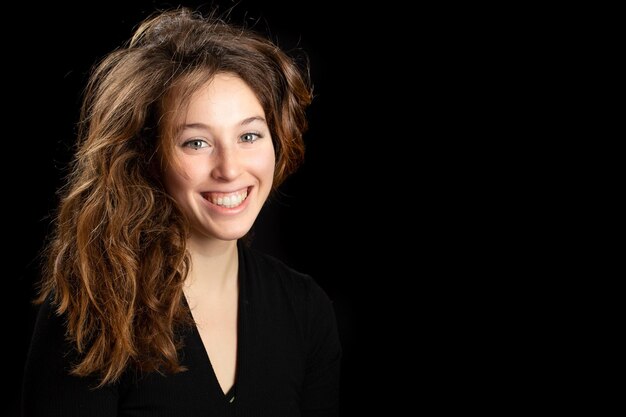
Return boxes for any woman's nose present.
[210,147,242,181]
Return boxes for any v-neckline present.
[183,243,245,403]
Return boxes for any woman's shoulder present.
[28,295,67,346]
[240,243,310,280]
[238,242,331,306]
[25,295,82,374]
[238,243,340,355]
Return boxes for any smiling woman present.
[22,7,340,417]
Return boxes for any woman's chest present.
[118,304,307,416]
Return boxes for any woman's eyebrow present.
[182,116,267,130]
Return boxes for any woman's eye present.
[183,139,208,150]
[240,132,261,143]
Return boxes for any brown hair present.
[37,7,312,386]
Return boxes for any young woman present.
[22,8,340,416]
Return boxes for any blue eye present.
[183,139,208,150]
[240,132,261,143]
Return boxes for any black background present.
[4,0,384,415]
[2,4,578,414]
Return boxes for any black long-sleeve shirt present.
[22,243,341,416]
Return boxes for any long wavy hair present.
[36,7,312,386]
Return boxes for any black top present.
[22,243,341,416]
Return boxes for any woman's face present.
[163,73,275,243]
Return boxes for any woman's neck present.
[185,236,239,297]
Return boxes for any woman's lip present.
[201,186,250,198]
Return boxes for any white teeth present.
[208,190,248,208]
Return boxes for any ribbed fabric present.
[22,242,341,416]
